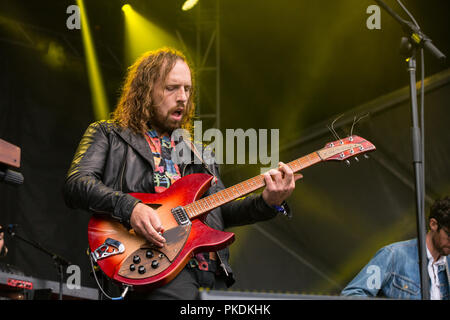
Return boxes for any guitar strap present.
[187,140,218,186]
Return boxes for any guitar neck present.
[184,151,322,220]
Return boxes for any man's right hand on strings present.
[130,203,166,247]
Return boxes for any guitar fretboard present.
[184,152,322,219]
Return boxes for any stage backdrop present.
[1,40,448,295]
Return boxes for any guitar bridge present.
[91,238,125,262]
[171,206,191,226]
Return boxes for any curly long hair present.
[112,48,196,135]
[429,196,450,229]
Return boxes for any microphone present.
[374,0,446,62]
[0,168,24,186]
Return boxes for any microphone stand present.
[374,0,446,300]
[7,225,71,300]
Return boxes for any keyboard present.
[0,263,99,300]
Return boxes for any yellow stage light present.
[182,0,199,11]
[121,4,131,13]
[122,5,181,65]
[77,0,109,120]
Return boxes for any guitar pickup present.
[171,206,191,226]
[91,238,125,262]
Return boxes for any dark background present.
[0,0,448,297]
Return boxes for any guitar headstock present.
[318,135,376,162]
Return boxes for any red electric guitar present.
[88,135,375,290]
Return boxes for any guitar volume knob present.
[138,265,146,274]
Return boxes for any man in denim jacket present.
[341,197,450,300]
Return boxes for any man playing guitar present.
[64,47,299,300]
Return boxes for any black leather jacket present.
[64,120,282,286]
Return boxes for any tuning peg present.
[354,157,359,162]
[363,154,370,159]
[345,160,351,166]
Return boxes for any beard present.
[150,103,186,135]
[431,232,450,257]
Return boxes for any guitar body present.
[87,173,235,290]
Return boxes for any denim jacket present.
[341,239,450,299]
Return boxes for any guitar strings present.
[350,113,370,137]
[327,113,344,141]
